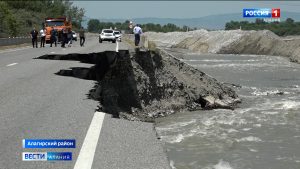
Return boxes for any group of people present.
[30,27,85,48]
[30,24,142,48]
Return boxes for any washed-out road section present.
[0,36,170,169]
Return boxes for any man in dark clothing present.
[61,28,68,48]
[67,28,72,47]
[50,27,57,47]
[79,27,85,47]
[30,27,38,48]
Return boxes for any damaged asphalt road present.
[0,34,240,168]
[0,38,170,169]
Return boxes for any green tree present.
[88,19,100,32]
[64,1,85,29]
[286,18,294,24]
[255,19,264,24]
[0,0,85,37]
[0,1,19,37]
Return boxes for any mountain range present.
[82,11,300,30]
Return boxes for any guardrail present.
[0,37,32,46]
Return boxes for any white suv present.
[99,29,116,43]
[113,30,122,42]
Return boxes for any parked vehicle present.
[113,30,122,42]
[44,17,72,43]
[99,29,116,43]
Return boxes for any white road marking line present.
[74,111,105,169]
[50,52,55,54]
[116,41,119,52]
[6,63,18,67]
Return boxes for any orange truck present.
[44,17,72,43]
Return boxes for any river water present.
[155,49,300,169]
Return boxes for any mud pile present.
[91,49,240,121]
[144,30,300,63]
[38,49,240,122]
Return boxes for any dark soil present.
[37,49,241,122]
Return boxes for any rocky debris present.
[37,49,241,122]
[90,49,240,121]
[144,30,300,64]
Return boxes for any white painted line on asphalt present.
[50,52,55,54]
[116,41,119,52]
[74,111,105,169]
[6,63,18,67]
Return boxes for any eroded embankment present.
[37,49,240,122]
[144,30,300,63]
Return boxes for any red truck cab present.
[44,17,72,43]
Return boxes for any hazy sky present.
[72,1,300,19]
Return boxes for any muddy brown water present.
[156,48,300,169]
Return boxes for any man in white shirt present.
[133,24,143,46]
[40,27,46,47]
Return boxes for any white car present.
[99,29,116,43]
[113,30,122,42]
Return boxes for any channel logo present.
[243,8,280,18]
[47,152,72,161]
[22,152,47,161]
[22,152,72,161]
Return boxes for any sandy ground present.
[144,30,300,63]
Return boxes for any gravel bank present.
[144,30,300,63]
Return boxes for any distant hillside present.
[91,11,300,30]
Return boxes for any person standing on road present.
[79,27,85,47]
[40,27,46,47]
[30,27,38,48]
[67,28,72,47]
[50,27,57,47]
[61,28,68,48]
[133,24,143,46]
